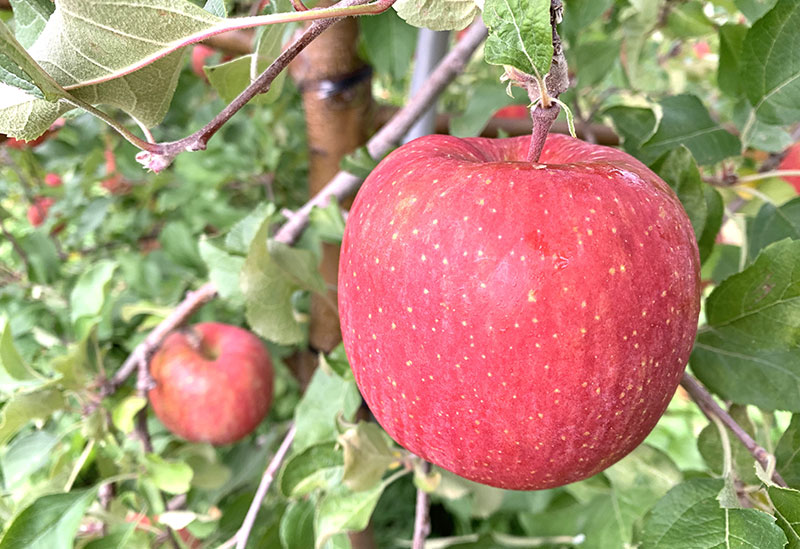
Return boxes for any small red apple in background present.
[692,41,711,59]
[101,147,132,195]
[778,143,800,193]
[27,197,55,227]
[191,45,215,80]
[148,323,274,445]
[338,133,700,490]
[44,173,62,187]
[2,118,65,149]
[492,105,529,119]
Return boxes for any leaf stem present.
[412,460,432,549]
[738,169,800,183]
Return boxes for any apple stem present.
[527,101,561,164]
[412,460,432,549]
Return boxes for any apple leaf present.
[266,240,327,295]
[314,483,384,549]
[280,499,315,549]
[2,430,60,489]
[640,94,741,166]
[9,0,54,49]
[776,414,800,489]
[205,23,286,106]
[339,422,396,492]
[111,395,148,434]
[733,99,795,153]
[691,239,800,412]
[449,81,517,138]
[736,0,779,23]
[0,20,63,101]
[51,339,90,392]
[664,2,714,38]
[279,442,344,498]
[698,186,724,265]
[747,196,800,262]
[482,0,552,77]
[602,103,660,159]
[143,454,194,495]
[0,321,44,392]
[696,405,760,485]
[560,0,614,44]
[741,0,800,127]
[293,366,361,454]
[717,23,747,98]
[359,10,417,82]
[225,203,276,254]
[198,238,244,302]
[0,389,65,446]
[640,478,786,548]
[651,146,708,238]
[308,201,347,245]
[0,488,97,549]
[392,0,479,31]
[319,343,353,381]
[69,259,117,327]
[769,486,800,547]
[203,0,227,17]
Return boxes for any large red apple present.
[779,143,800,193]
[338,133,700,490]
[148,323,274,445]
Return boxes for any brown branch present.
[412,461,432,549]
[215,424,296,549]
[680,373,787,487]
[138,0,392,172]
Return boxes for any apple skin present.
[27,197,55,227]
[148,323,274,446]
[779,143,800,193]
[338,133,700,490]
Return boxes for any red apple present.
[191,45,215,80]
[779,143,800,193]
[27,197,55,227]
[493,105,530,119]
[148,323,274,445]
[44,173,62,187]
[692,41,711,59]
[338,133,700,490]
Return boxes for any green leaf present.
[736,0,779,23]
[776,414,800,488]
[339,147,380,181]
[339,422,396,492]
[769,486,800,548]
[20,228,60,285]
[111,396,147,434]
[267,240,327,294]
[651,146,708,238]
[308,201,347,245]
[0,320,42,391]
[665,2,715,38]
[198,239,244,301]
[691,239,800,411]
[0,20,63,100]
[741,0,800,126]
[226,203,276,254]
[359,9,417,81]
[315,483,384,549]
[319,343,354,381]
[393,0,479,31]
[560,0,614,44]
[279,442,344,497]
[572,39,620,88]
[0,488,97,549]
[717,23,747,97]
[143,454,194,495]
[205,23,286,106]
[9,0,54,49]
[747,196,800,262]
[69,259,117,325]
[640,94,741,166]
[449,81,516,138]
[697,405,760,485]
[241,220,307,345]
[578,445,682,549]
[280,499,316,549]
[483,0,552,77]
[0,389,65,446]
[158,222,205,272]
[697,185,724,264]
[293,366,361,454]
[2,430,59,488]
[203,0,227,17]
[640,478,786,548]
[51,339,89,392]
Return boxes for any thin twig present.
[680,373,787,487]
[224,424,297,549]
[412,461,432,549]
[138,0,388,171]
